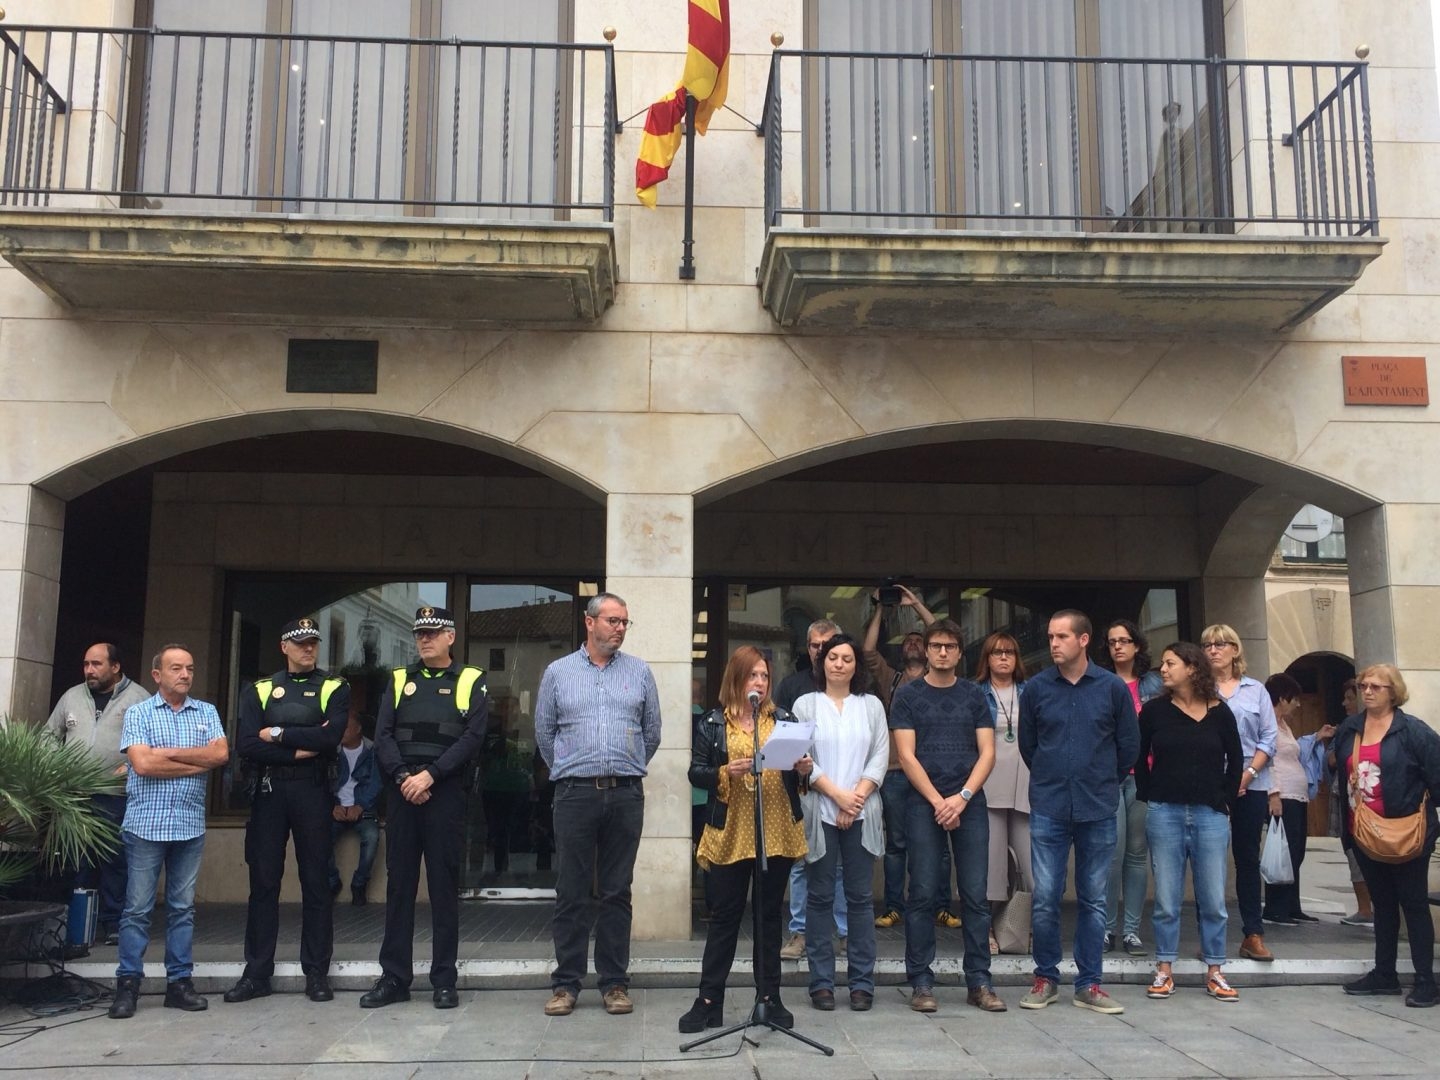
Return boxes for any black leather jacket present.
[689,706,804,832]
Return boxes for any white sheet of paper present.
[756,719,815,771]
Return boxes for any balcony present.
[757,50,1385,334]
[0,25,618,322]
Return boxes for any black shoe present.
[1408,981,1439,1008]
[108,976,141,1019]
[352,887,367,907]
[359,975,411,1009]
[850,989,874,1011]
[762,995,793,1029]
[1343,970,1403,996]
[223,976,272,1004]
[433,987,459,1009]
[1291,911,1321,923]
[103,929,120,947]
[306,974,334,1002]
[1263,912,1299,926]
[678,996,723,1033]
[810,988,836,1011]
[163,978,208,1012]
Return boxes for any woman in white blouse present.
[975,631,1029,955]
[793,633,889,1012]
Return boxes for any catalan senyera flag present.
[635,0,731,208]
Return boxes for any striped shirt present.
[120,693,225,841]
[535,647,662,780]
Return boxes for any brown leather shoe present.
[544,989,577,1016]
[967,985,1007,1012]
[602,986,634,1015]
[1239,934,1274,962]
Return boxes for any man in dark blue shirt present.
[1017,610,1139,1016]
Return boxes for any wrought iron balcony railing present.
[761,49,1378,237]
[0,24,618,221]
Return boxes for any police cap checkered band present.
[280,617,321,642]
[412,606,455,632]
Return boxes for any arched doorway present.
[40,416,607,902]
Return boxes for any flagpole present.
[678,93,697,280]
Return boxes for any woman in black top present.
[1135,641,1243,1004]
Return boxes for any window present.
[134,1,572,217]
[802,1,1221,230]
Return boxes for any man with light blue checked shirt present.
[536,592,661,1019]
[108,644,228,1020]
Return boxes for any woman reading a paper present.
[792,633,890,1011]
[679,646,811,1034]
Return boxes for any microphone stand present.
[681,695,833,1056]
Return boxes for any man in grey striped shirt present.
[536,592,662,1018]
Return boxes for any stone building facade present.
[0,0,1436,932]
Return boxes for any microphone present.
[746,690,762,708]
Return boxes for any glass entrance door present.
[461,582,580,896]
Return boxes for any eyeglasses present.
[1106,637,1134,647]
[927,642,960,653]
[594,616,633,629]
[413,629,447,640]
[989,648,1017,658]
[1358,681,1392,693]
[1202,641,1235,651]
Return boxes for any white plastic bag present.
[1259,814,1294,885]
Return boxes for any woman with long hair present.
[1103,618,1163,956]
[974,631,1030,955]
[1202,623,1279,962]
[792,633,889,1011]
[1135,641,1243,1003]
[1336,665,1440,1007]
[679,647,811,1033]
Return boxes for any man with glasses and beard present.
[536,592,661,1018]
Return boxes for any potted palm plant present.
[0,719,123,960]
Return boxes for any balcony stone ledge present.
[758,229,1385,335]
[0,210,617,324]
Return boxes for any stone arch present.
[32,407,604,503]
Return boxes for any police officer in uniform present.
[224,617,348,1004]
[360,606,487,1010]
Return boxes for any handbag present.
[993,847,1032,955]
[1349,745,1427,864]
[1259,815,1293,885]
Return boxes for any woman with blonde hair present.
[1202,623,1277,962]
[1335,665,1440,1006]
[680,647,811,1033]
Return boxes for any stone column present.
[1347,504,1440,711]
[1196,574,1272,680]
[605,493,695,941]
[0,485,65,722]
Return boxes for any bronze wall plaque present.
[1342,355,1428,406]
[286,339,379,394]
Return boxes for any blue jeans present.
[805,822,877,994]
[1146,802,1230,965]
[904,791,991,990]
[879,768,953,914]
[328,815,380,890]
[76,793,128,931]
[788,858,847,937]
[1106,775,1149,937]
[1031,811,1115,989]
[116,831,205,982]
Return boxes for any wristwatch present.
[269,725,283,742]
[960,787,974,802]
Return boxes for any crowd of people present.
[684,600,1440,1026]
[37,589,1440,1028]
